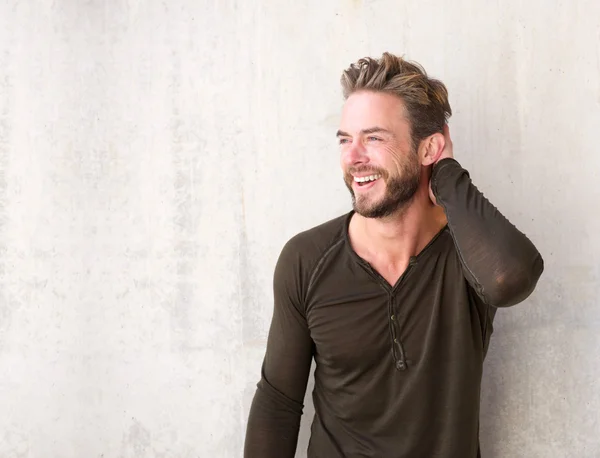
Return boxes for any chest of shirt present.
[304,242,484,373]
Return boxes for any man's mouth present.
[353,174,382,187]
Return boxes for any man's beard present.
[344,157,420,219]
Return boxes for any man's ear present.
[419,133,445,166]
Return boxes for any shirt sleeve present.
[244,237,314,458]
[431,158,544,308]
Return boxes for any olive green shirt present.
[244,158,544,458]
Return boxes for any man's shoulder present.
[273,213,350,299]
[286,212,348,251]
[278,212,350,269]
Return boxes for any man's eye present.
[368,136,382,142]
[339,138,351,145]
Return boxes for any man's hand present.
[429,124,453,205]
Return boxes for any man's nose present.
[342,140,368,166]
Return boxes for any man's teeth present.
[354,174,381,183]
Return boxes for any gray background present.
[0,1,598,457]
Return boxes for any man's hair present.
[341,52,452,152]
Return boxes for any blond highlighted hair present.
[341,52,452,152]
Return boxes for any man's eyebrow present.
[336,127,394,137]
[362,127,394,136]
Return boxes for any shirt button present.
[394,338,398,343]
[396,360,406,371]
[391,315,395,321]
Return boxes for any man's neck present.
[349,190,447,267]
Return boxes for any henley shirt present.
[244,158,544,458]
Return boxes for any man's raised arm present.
[430,130,544,307]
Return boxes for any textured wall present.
[0,1,598,457]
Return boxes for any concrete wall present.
[0,1,598,457]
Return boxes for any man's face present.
[338,91,421,219]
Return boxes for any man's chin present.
[353,193,415,219]
[353,202,396,219]
[349,174,419,218]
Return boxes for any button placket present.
[389,295,408,371]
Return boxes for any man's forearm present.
[431,158,544,307]
[244,377,303,458]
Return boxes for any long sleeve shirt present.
[244,158,544,458]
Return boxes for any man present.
[244,52,544,458]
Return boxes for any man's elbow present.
[487,254,544,308]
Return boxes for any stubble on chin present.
[348,170,420,219]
